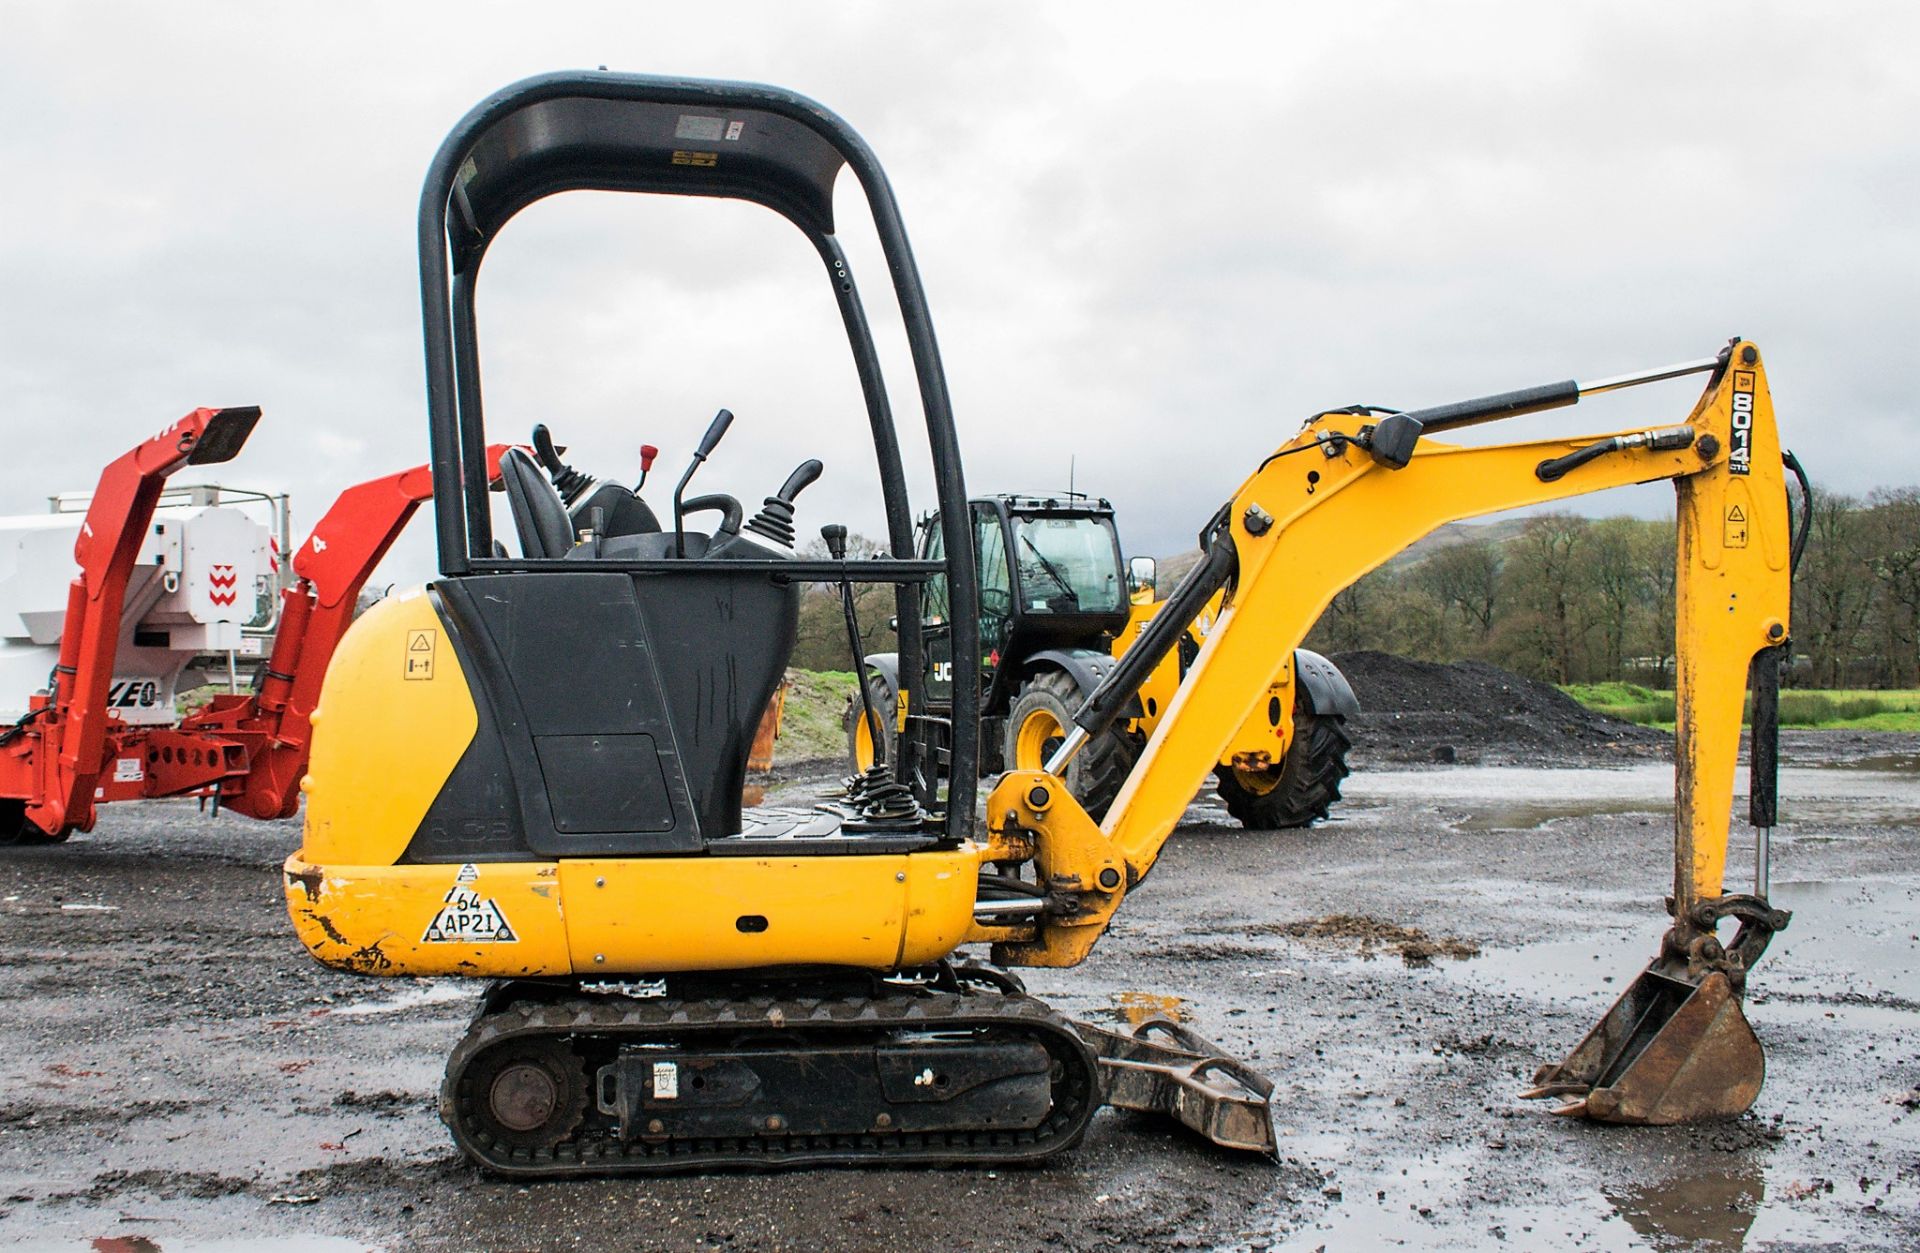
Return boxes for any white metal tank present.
[0,485,281,725]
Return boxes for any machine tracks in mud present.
[442,985,1102,1176]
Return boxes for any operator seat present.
[499,448,574,558]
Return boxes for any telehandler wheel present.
[1213,701,1351,830]
[1006,669,1142,821]
[844,675,897,773]
[0,800,69,846]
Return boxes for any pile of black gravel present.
[1330,650,1669,766]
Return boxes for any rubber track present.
[441,988,1101,1177]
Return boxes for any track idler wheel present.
[464,1037,589,1151]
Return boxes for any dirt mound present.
[1331,650,1668,766]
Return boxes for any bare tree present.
[1792,488,1874,686]
[1497,514,1594,683]
[1864,488,1920,686]
[1414,539,1502,643]
[1630,518,1678,683]
[1587,517,1645,679]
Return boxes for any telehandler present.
[843,492,1355,825]
[284,71,1800,1173]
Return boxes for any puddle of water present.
[1605,1168,1762,1251]
[1828,752,1920,773]
[1343,762,1920,831]
[1270,1145,1641,1252]
[328,979,471,1018]
[1110,990,1187,1023]
[1448,801,1665,832]
[1448,929,1647,1004]
[1446,875,1920,1012]
[1758,878,1920,1005]
[1269,1116,1835,1253]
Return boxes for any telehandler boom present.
[281,71,1798,1174]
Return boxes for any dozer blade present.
[1521,968,1764,1125]
[1074,1016,1277,1155]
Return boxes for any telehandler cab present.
[284,71,1801,1173]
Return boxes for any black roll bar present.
[413,71,979,835]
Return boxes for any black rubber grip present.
[681,493,743,536]
[1405,379,1580,433]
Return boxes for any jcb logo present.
[933,661,953,683]
[109,679,161,709]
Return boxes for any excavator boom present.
[976,339,1794,1124]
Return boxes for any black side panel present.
[404,570,796,862]
[536,734,676,833]
[405,585,529,863]
[631,569,798,844]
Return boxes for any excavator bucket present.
[1522,968,1764,1125]
[1074,1016,1278,1154]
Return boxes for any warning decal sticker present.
[422,870,518,944]
[404,629,436,681]
[1724,503,1749,549]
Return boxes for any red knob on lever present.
[640,444,659,472]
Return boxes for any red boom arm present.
[187,444,511,819]
[0,407,259,837]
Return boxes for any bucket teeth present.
[1524,968,1766,1125]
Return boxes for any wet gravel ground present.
[0,732,1913,1251]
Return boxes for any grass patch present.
[1562,684,1920,732]
[1561,681,1673,725]
[771,668,858,766]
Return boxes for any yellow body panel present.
[285,857,573,978]
[299,588,477,867]
[555,850,985,972]
[284,579,998,979]
[285,847,991,977]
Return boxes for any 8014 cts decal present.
[1728,370,1756,476]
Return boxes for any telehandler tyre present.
[844,675,897,773]
[1213,700,1351,829]
[1006,669,1142,820]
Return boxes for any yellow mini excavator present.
[285,71,1801,1173]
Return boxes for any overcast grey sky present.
[2,2,1914,578]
